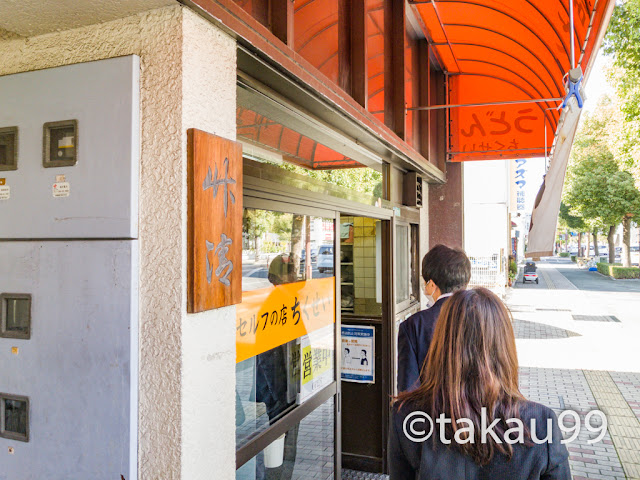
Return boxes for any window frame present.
[0,393,30,442]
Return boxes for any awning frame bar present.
[407,97,563,111]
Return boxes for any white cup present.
[263,434,286,468]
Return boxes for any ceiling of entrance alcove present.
[0,0,176,37]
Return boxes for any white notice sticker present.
[0,185,9,200]
[53,182,70,198]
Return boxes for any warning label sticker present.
[53,182,70,198]
[0,185,9,200]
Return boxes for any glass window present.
[236,397,334,480]
[396,224,409,305]
[236,209,336,449]
[340,216,382,317]
[1,294,31,339]
[0,126,18,171]
[1,394,29,442]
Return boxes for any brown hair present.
[396,288,527,465]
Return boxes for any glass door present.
[236,206,338,480]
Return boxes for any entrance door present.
[339,215,394,473]
[236,202,341,480]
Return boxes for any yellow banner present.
[236,277,335,363]
[301,344,332,386]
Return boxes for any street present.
[509,257,640,480]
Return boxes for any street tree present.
[563,108,640,266]
[604,0,640,184]
[558,201,586,253]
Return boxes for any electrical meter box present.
[0,57,139,480]
[0,56,139,239]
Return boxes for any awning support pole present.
[406,97,564,111]
[570,0,575,68]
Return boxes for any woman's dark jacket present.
[389,400,571,480]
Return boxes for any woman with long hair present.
[389,288,570,479]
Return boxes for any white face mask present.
[425,292,436,308]
[422,279,436,308]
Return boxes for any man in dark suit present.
[397,245,471,392]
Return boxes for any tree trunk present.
[577,232,583,257]
[254,233,260,262]
[566,230,570,252]
[622,216,632,268]
[291,214,305,278]
[608,225,616,264]
[586,232,591,256]
[593,230,599,257]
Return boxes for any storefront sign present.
[298,325,334,404]
[236,277,335,363]
[341,325,375,383]
[515,158,527,211]
[187,129,243,313]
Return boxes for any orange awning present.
[411,0,615,161]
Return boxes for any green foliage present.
[597,262,640,278]
[603,0,640,181]
[611,266,640,279]
[559,252,570,257]
[571,255,577,262]
[604,0,640,121]
[280,163,383,196]
[558,201,585,232]
[562,104,640,234]
[508,260,518,280]
[596,262,612,275]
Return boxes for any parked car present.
[317,245,334,273]
[300,247,318,263]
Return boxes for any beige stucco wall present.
[0,6,237,479]
[181,10,237,480]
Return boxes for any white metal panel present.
[0,56,139,239]
[0,240,138,479]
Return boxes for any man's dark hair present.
[421,244,471,294]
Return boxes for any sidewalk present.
[343,259,640,480]
[509,258,640,480]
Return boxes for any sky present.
[583,51,615,113]
[518,49,615,214]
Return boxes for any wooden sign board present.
[187,129,243,313]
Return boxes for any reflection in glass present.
[396,225,409,305]
[3,397,27,436]
[0,128,17,169]
[236,397,334,480]
[242,210,335,291]
[6,298,29,334]
[237,209,335,449]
